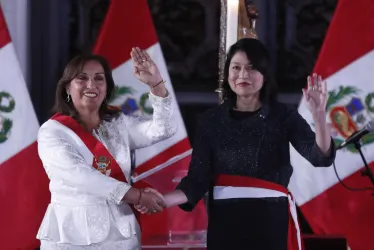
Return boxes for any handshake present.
[134,187,167,215]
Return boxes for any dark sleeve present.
[286,106,336,167]
[176,116,213,211]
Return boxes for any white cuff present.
[109,183,131,205]
[149,90,171,103]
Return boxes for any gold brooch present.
[94,155,112,176]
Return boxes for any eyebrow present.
[80,72,105,75]
[230,61,253,66]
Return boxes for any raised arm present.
[120,91,177,149]
[286,106,336,167]
[288,74,336,166]
[120,47,178,149]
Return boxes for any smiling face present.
[228,51,264,98]
[66,60,107,112]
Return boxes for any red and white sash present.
[214,174,304,250]
[51,113,149,227]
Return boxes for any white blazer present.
[36,93,177,246]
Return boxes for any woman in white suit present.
[36,47,175,249]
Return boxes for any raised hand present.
[130,47,163,87]
[302,73,328,115]
[135,188,165,214]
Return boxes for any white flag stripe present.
[0,0,29,80]
[0,43,39,165]
[289,49,374,206]
[132,148,192,183]
[111,43,188,166]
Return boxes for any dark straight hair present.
[223,38,278,105]
[52,54,121,122]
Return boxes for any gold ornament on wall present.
[238,1,258,40]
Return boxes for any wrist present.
[151,80,168,97]
[122,187,141,204]
[136,189,143,205]
[151,79,164,88]
[148,77,163,87]
[312,110,327,124]
[163,190,188,207]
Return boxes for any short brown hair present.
[52,54,121,122]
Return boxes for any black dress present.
[176,101,336,250]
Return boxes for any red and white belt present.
[214,174,303,250]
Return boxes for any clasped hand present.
[136,188,166,214]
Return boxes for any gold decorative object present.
[216,0,259,104]
[238,1,259,39]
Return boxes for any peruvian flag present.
[0,5,50,250]
[289,0,374,249]
[93,0,207,242]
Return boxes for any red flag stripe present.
[93,0,191,177]
[0,6,46,249]
[0,142,50,250]
[93,0,158,69]
[0,6,11,49]
[134,137,191,176]
[298,0,374,249]
[92,0,196,243]
[301,164,374,250]
[313,0,374,78]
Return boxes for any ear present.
[65,84,70,95]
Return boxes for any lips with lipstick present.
[83,92,99,98]
[236,81,252,87]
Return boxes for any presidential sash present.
[214,174,304,250]
[51,113,145,225]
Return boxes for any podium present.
[141,234,348,250]
[143,235,206,250]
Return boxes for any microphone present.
[337,119,374,150]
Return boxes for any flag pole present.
[216,0,227,105]
[217,0,259,104]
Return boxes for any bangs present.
[223,38,278,104]
[228,38,270,76]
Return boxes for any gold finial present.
[238,1,259,39]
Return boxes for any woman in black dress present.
[137,38,336,250]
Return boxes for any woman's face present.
[228,51,264,98]
[66,60,107,111]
